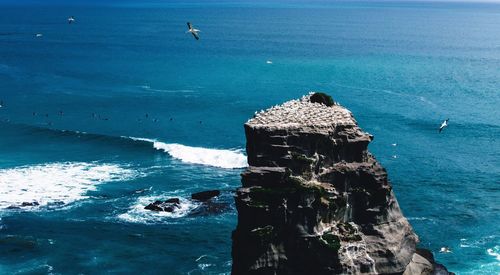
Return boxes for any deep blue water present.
[0,1,499,274]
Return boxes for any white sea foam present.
[0,162,137,210]
[126,137,248,169]
[487,245,500,262]
[118,195,199,224]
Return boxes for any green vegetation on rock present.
[310,92,335,107]
[321,233,341,251]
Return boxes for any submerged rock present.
[191,190,220,201]
[190,201,231,216]
[232,93,451,274]
[6,201,39,209]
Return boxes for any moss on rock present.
[321,233,341,251]
[310,92,335,107]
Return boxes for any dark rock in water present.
[144,198,181,212]
[7,202,39,209]
[21,202,39,207]
[164,198,180,204]
[232,94,452,274]
[191,190,220,201]
[144,201,165,212]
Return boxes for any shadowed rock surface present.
[232,93,452,275]
[191,190,221,201]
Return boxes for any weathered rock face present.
[232,94,450,274]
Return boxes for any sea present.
[0,1,498,274]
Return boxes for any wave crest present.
[153,142,247,169]
[127,137,248,169]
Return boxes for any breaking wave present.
[0,122,247,170]
[127,137,248,169]
[0,162,137,210]
[487,245,500,262]
[153,142,247,169]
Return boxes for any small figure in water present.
[439,246,451,253]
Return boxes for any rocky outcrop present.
[145,198,181,212]
[192,190,221,201]
[404,249,454,275]
[232,93,451,274]
[144,190,231,216]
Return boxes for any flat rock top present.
[246,93,358,131]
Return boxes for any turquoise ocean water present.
[0,1,499,274]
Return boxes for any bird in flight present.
[68,16,75,24]
[439,118,449,133]
[186,22,201,40]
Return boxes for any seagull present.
[36,33,43,37]
[266,60,273,64]
[439,119,449,133]
[68,16,75,24]
[186,22,200,40]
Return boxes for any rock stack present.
[232,93,452,275]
